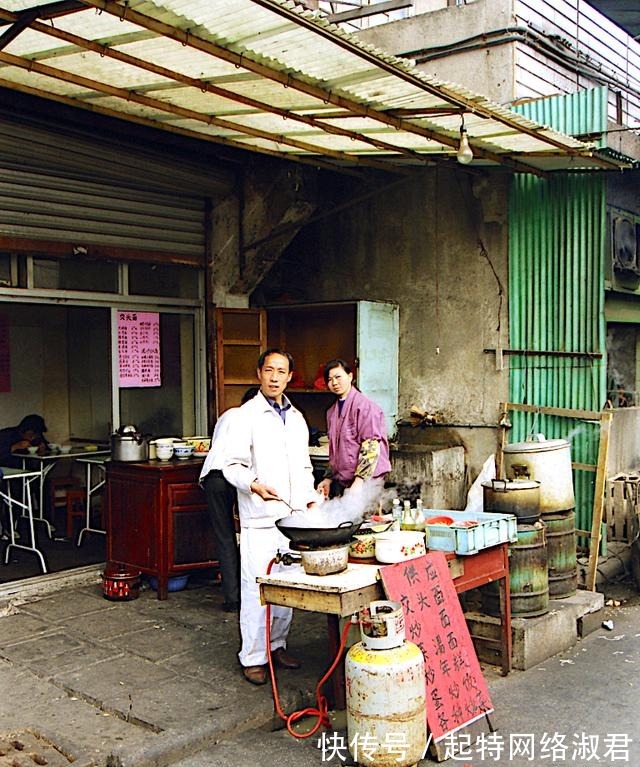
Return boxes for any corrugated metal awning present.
[0,0,632,175]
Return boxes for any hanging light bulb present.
[457,118,474,165]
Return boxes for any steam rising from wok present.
[280,479,388,529]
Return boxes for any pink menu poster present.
[117,311,161,388]
[0,314,10,392]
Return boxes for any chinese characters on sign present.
[117,311,161,388]
[380,551,493,744]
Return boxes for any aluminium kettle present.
[111,424,149,462]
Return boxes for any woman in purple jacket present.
[317,359,391,500]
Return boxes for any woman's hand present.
[317,478,331,498]
[348,476,365,494]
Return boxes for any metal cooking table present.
[258,544,512,709]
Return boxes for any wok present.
[275,519,362,547]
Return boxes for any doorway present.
[0,295,205,583]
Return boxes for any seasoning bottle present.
[391,498,402,531]
[401,501,414,531]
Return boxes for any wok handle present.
[338,521,353,529]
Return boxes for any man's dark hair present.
[18,414,47,434]
[324,358,352,384]
[257,348,295,372]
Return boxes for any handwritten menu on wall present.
[117,311,161,388]
[380,551,493,743]
[0,314,10,392]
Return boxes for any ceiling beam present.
[76,0,546,174]
[248,0,585,151]
[0,75,370,177]
[0,49,413,174]
[2,10,434,165]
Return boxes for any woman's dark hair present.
[257,348,295,372]
[323,359,352,384]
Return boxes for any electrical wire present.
[265,556,356,739]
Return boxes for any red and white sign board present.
[380,551,493,742]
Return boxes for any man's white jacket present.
[222,391,316,528]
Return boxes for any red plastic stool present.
[65,489,86,539]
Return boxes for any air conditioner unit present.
[612,215,640,275]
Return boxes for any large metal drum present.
[482,478,541,524]
[544,510,578,598]
[346,642,426,767]
[503,438,575,515]
[483,521,549,618]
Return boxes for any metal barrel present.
[483,521,549,618]
[544,510,578,598]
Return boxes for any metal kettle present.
[111,424,149,462]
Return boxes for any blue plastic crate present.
[424,509,517,555]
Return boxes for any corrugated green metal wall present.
[508,173,606,536]
[509,87,609,537]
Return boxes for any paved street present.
[0,571,638,767]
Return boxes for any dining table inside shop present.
[19,446,110,537]
[0,466,45,572]
[74,455,110,545]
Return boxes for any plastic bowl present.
[149,575,189,592]
[425,515,455,526]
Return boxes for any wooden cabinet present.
[215,300,399,435]
[106,459,217,600]
[267,300,399,435]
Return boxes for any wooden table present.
[106,458,217,599]
[258,543,511,709]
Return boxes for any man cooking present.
[223,349,318,686]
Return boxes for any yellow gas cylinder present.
[345,601,426,767]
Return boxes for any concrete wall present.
[254,167,511,479]
[356,0,516,102]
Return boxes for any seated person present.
[0,414,48,467]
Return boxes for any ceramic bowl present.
[156,445,174,461]
[375,531,426,564]
[48,443,60,452]
[173,444,194,460]
[27,445,39,455]
[60,445,72,454]
[349,533,376,559]
[183,436,211,454]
